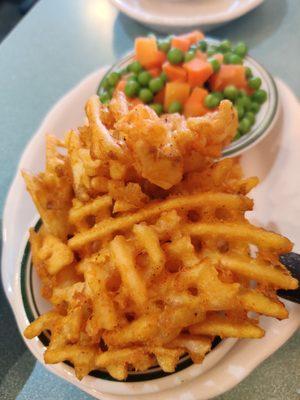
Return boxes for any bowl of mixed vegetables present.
[98,31,278,157]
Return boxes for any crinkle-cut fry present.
[22,172,72,240]
[84,262,118,332]
[37,233,74,275]
[110,235,147,308]
[164,235,199,268]
[186,222,293,253]
[187,100,238,148]
[103,314,159,347]
[239,290,288,319]
[106,365,127,381]
[189,314,265,339]
[167,334,212,363]
[133,224,165,278]
[51,282,85,305]
[95,347,154,378]
[24,311,61,339]
[44,344,98,380]
[85,95,124,159]
[178,263,241,310]
[68,192,252,249]
[45,134,66,173]
[109,90,129,121]
[209,252,298,290]
[150,347,184,373]
[69,195,112,227]
[237,176,260,195]
[63,305,86,343]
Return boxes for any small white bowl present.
[2,68,299,400]
[98,39,279,159]
[108,0,265,33]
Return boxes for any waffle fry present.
[23,93,298,381]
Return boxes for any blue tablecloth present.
[0,1,299,399]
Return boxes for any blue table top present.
[0,0,299,399]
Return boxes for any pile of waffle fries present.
[23,92,298,380]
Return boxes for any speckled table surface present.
[0,0,299,399]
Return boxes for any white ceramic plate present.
[108,0,265,33]
[2,68,300,400]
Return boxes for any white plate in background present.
[108,0,265,33]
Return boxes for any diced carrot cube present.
[196,50,208,61]
[128,97,143,108]
[135,37,159,68]
[116,80,126,92]
[154,87,165,104]
[171,36,190,52]
[182,30,205,45]
[183,58,213,87]
[164,82,191,110]
[213,53,224,64]
[184,87,209,117]
[209,65,247,91]
[163,62,187,82]
[148,68,161,78]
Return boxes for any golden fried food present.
[23,92,298,381]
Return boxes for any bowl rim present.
[108,0,265,27]
[98,39,279,159]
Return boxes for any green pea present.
[236,104,245,120]
[149,77,164,93]
[139,88,154,104]
[168,100,182,113]
[223,85,238,101]
[184,50,196,62]
[207,47,217,56]
[209,58,220,73]
[167,48,184,64]
[228,53,243,64]
[223,52,232,64]
[245,111,255,126]
[204,93,220,109]
[218,40,232,53]
[252,89,267,104]
[150,103,164,116]
[127,74,138,82]
[158,38,171,53]
[160,71,167,83]
[99,92,110,104]
[198,40,207,52]
[125,80,140,98]
[239,117,251,134]
[108,87,115,98]
[127,61,143,74]
[138,71,152,86]
[233,130,242,141]
[245,67,253,79]
[233,41,248,58]
[251,102,261,114]
[237,95,252,111]
[238,89,247,98]
[248,77,262,90]
[213,91,224,102]
[101,78,111,90]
